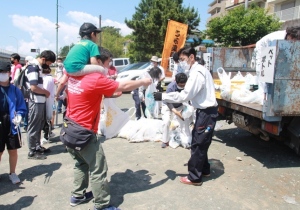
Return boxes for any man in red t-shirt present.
[64,48,151,210]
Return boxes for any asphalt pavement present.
[0,93,299,210]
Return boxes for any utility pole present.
[56,0,59,58]
[245,0,248,10]
[99,15,102,47]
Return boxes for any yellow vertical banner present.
[161,20,188,77]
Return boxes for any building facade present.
[207,0,227,22]
[268,0,300,28]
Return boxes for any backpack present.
[14,67,31,99]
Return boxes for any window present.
[124,59,128,65]
[114,60,123,66]
[281,1,295,10]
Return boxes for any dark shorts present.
[0,112,21,152]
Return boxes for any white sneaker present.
[41,138,49,145]
[9,173,20,184]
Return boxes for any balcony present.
[272,5,300,21]
[267,0,287,4]
[226,0,266,10]
[207,12,222,23]
[208,1,222,14]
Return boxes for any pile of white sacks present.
[215,67,264,105]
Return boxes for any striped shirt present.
[27,59,46,103]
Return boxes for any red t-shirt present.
[66,73,119,133]
[108,66,117,76]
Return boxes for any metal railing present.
[273,5,300,21]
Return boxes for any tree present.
[206,4,281,47]
[59,43,75,58]
[125,0,200,62]
[100,26,126,58]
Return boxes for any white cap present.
[150,55,159,63]
[25,56,34,62]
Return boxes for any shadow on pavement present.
[0,163,61,197]
[109,169,176,207]
[213,127,300,168]
[19,162,62,183]
[0,196,37,209]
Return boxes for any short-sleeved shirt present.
[63,39,100,74]
[27,61,46,103]
[66,73,119,133]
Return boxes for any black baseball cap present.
[79,22,101,36]
[0,62,11,72]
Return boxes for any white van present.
[113,58,130,72]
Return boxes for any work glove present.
[153,92,162,101]
[12,114,22,127]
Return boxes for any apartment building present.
[268,0,300,28]
[225,0,268,11]
[207,0,227,22]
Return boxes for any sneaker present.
[28,151,47,160]
[70,191,93,207]
[179,176,202,186]
[95,206,121,210]
[161,142,169,148]
[9,173,20,184]
[41,138,49,145]
[23,126,27,132]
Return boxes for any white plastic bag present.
[129,119,163,142]
[118,120,144,139]
[101,98,135,139]
[169,129,181,149]
[144,83,157,119]
[231,71,245,81]
[181,103,194,119]
[217,67,231,91]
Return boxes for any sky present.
[0,0,212,57]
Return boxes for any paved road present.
[0,93,299,210]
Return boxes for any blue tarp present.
[186,38,214,45]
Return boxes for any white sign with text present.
[259,46,276,84]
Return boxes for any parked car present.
[112,58,130,71]
[118,62,147,73]
[116,62,151,82]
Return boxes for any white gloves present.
[12,114,22,127]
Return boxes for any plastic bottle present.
[204,126,211,133]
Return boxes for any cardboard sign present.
[259,46,276,83]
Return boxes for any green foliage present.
[99,26,127,58]
[125,0,200,61]
[206,4,282,47]
[59,43,75,58]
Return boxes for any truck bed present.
[217,98,263,119]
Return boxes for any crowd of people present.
[0,21,219,210]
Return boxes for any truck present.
[207,40,300,155]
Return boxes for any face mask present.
[11,60,14,64]
[57,63,63,67]
[109,61,112,66]
[179,60,191,71]
[176,85,184,90]
[0,73,9,82]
